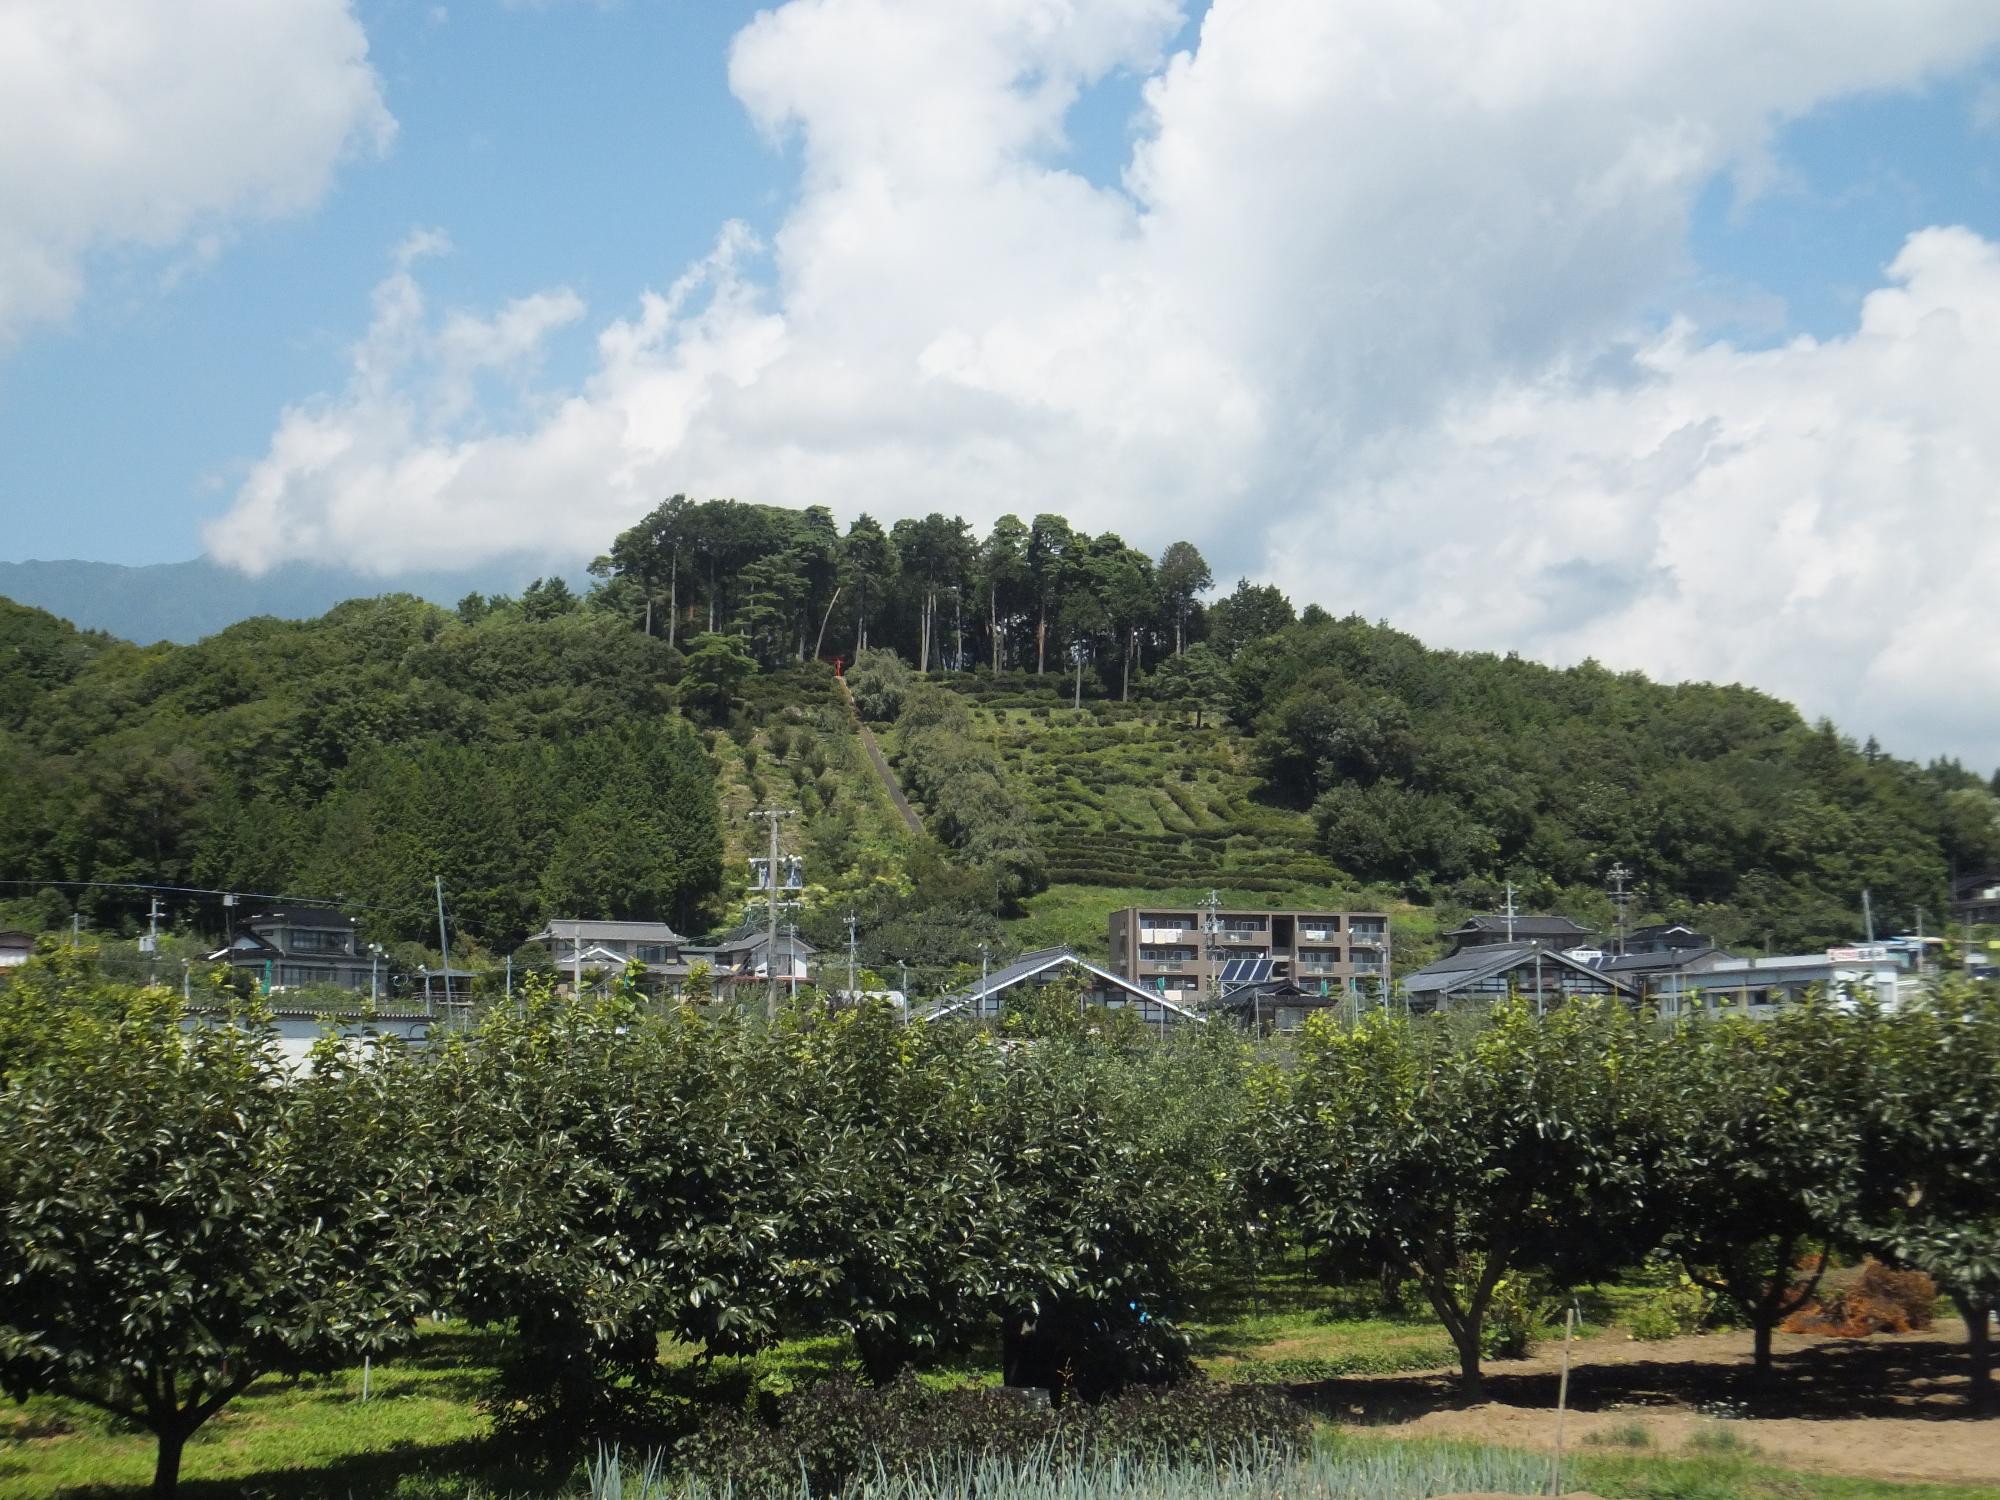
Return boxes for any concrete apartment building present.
[1107,904,1390,998]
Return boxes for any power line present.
[0,878,428,917]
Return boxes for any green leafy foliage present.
[1257,999,1654,1398]
[0,960,428,1496]
[1645,1001,1876,1374]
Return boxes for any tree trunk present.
[1957,1292,1993,1413]
[1121,627,1132,701]
[1175,612,1184,656]
[1073,653,1083,709]
[668,549,679,648]
[643,595,653,636]
[855,581,865,656]
[1752,1316,1775,1376]
[990,587,1000,670]
[1454,1329,1485,1403]
[813,586,841,661]
[152,1426,186,1499]
[707,563,717,633]
[1036,609,1047,674]
[919,591,931,673]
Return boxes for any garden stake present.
[1550,1304,1576,1494]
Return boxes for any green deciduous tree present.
[1155,540,1213,657]
[1858,980,2000,1410]
[1261,1000,1651,1399]
[0,974,426,1497]
[1648,1000,1874,1378]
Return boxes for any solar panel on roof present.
[1220,957,1274,986]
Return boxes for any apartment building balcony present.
[1348,929,1388,947]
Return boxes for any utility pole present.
[433,876,452,1012]
[1503,882,1516,943]
[1201,889,1223,999]
[370,944,383,1005]
[846,911,859,999]
[784,920,801,1003]
[979,941,990,1021]
[144,896,163,986]
[1862,888,1875,943]
[748,808,799,1019]
[1606,863,1633,956]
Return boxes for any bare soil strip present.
[1306,1326,1999,1486]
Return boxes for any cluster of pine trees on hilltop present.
[2,494,1997,961]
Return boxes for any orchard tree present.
[987,1013,1247,1400]
[1261,999,1652,1399]
[760,1002,1009,1383]
[0,984,426,1498]
[1649,999,1874,1379]
[1860,980,2000,1409]
[423,985,800,1444]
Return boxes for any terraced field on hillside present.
[966,705,1340,892]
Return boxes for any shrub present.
[1479,1273,1556,1360]
[1628,1273,1715,1341]
[1583,1423,1652,1449]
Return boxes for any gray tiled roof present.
[533,919,686,944]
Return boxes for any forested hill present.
[3,494,1996,977]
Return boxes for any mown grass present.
[0,1327,506,1499]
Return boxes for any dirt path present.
[837,679,923,837]
[1310,1326,2000,1487]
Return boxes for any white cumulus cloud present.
[0,0,391,346]
[208,0,2000,762]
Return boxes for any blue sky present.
[2,2,1993,564]
[3,0,2000,762]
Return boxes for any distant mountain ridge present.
[0,555,592,644]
